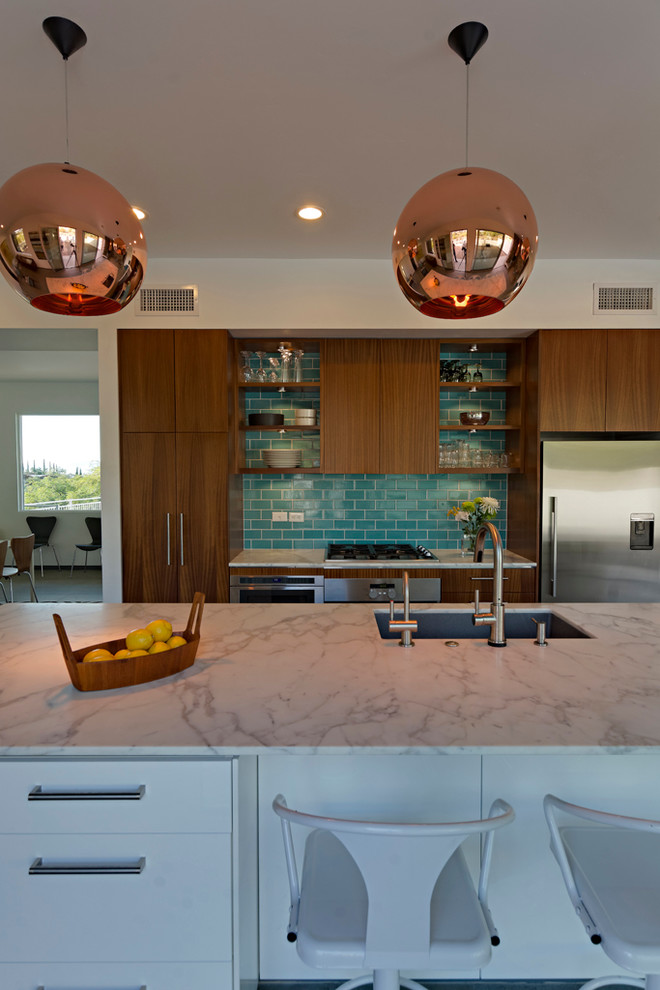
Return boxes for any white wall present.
[0,255,658,601]
[0,380,100,565]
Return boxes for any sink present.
[374,609,591,640]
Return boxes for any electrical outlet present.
[289,512,304,522]
[271,511,288,522]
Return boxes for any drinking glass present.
[293,349,305,382]
[268,357,280,381]
[254,351,268,382]
[240,350,253,382]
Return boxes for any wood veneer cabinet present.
[118,328,233,603]
[538,329,660,432]
[321,338,439,473]
[118,328,229,433]
[441,568,536,603]
[121,432,229,602]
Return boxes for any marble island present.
[229,547,536,569]
[1,599,658,755]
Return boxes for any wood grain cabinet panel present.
[176,432,229,602]
[174,328,229,432]
[441,568,536,603]
[321,339,381,473]
[538,330,607,431]
[380,339,439,474]
[606,330,660,431]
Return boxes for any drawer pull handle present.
[29,856,146,875]
[37,987,147,990]
[470,576,509,582]
[28,784,146,801]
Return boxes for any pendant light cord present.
[464,63,470,168]
[63,58,70,164]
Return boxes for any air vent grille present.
[137,285,199,316]
[593,284,656,315]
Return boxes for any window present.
[19,415,101,511]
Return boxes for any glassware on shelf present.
[254,351,268,382]
[278,341,293,382]
[472,363,483,383]
[240,350,253,382]
[293,348,305,382]
[268,357,280,381]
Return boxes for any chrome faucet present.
[472,521,506,647]
[388,570,417,647]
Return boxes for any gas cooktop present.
[325,543,438,562]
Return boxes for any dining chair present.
[0,540,8,602]
[544,792,660,990]
[25,515,61,576]
[273,792,514,990]
[2,534,38,602]
[70,516,102,576]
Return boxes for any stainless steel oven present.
[230,574,324,603]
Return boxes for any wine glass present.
[254,351,268,382]
[240,350,253,382]
[268,357,280,381]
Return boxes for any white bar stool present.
[544,793,660,990]
[273,793,514,990]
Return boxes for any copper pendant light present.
[0,17,146,317]
[392,22,538,320]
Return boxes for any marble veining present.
[0,600,659,756]
[230,548,536,569]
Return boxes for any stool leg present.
[70,549,76,577]
[373,971,401,990]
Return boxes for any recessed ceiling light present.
[132,206,147,221]
[297,205,324,221]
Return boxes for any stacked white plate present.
[262,449,303,468]
[294,408,317,426]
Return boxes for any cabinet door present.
[176,432,229,602]
[121,432,179,602]
[538,330,607,431]
[379,339,439,474]
[606,329,660,431]
[175,328,229,432]
[441,568,536,603]
[118,328,176,432]
[321,339,381,473]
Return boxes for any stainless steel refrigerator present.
[541,439,660,602]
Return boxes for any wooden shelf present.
[439,381,520,390]
[242,425,320,432]
[439,424,518,431]
[241,466,321,474]
[238,381,320,390]
[437,467,518,474]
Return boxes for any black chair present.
[26,515,61,576]
[70,517,102,576]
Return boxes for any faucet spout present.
[472,521,506,646]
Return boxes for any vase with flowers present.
[447,496,500,555]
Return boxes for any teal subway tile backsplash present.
[242,474,508,550]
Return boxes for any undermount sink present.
[375,609,592,640]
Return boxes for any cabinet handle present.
[38,986,147,990]
[166,512,172,565]
[470,576,509,582]
[550,495,558,597]
[30,856,146,875]
[180,512,185,566]
[29,785,146,801]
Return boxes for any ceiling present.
[0,0,659,265]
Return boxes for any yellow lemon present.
[148,641,171,654]
[125,628,154,652]
[82,648,114,663]
[126,649,149,657]
[114,648,132,659]
[167,635,187,649]
[146,619,173,642]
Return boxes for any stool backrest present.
[0,539,8,573]
[85,516,102,545]
[274,794,514,965]
[26,516,57,543]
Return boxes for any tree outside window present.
[20,415,101,511]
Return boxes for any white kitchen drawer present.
[1,959,233,990]
[0,833,232,962]
[0,759,232,834]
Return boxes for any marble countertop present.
[0,600,658,757]
[230,548,536,569]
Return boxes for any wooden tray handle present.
[184,592,205,639]
[52,613,75,663]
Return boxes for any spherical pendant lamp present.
[0,17,146,316]
[392,23,537,320]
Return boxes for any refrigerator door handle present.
[550,496,558,597]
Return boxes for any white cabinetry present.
[0,757,248,990]
[257,753,482,980]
